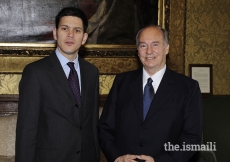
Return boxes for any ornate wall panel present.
[0,74,114,95]
[168,0,186,74]
[186,0,230,95]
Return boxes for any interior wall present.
[0,115,17,156]
[1,0,230,156]
[0,74,114,95]
[185,0,230,95]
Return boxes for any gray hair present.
[136,25,169,48]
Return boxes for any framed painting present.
[0,0,166,44]
[0,0,170,74]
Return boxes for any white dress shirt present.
[55,48,81,91]
[142,65,166,93]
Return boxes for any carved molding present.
[0,44,141,74]
[0,94,18,115]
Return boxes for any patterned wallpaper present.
[0,74,20,94]
[99,75,115,95]
[185,0,230,95]
[0,74,115,95]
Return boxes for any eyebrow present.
[139,42,147,44]
[59,25,83,30]
[139,41,160,44]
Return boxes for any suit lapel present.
[49,53,75,101]
[144,68,176,121]
[128,69,143,121]
[78,58,88,106]
[78,58,91,122]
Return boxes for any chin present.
[62,49,77,55]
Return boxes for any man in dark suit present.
[16,7,100,162]
[98,25,202,162]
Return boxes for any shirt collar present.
[55,48,79,69]
[143,65,166,92]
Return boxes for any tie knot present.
[147,78,153,86]
[67,62,75,70]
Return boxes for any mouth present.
[146,56,156,60]
[65,41,74,46]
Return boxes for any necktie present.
[67,62,81,107]
[143,78,155,120]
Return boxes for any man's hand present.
[136,155,155,162]
[115,154,138,162]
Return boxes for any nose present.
[68,29,74,37]
[146,46,153,54]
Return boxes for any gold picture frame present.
[0,44,140,74]
[0,0,186,74]
[0,0,167,74]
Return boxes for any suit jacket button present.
[76,151,81,154]
[80,126,82,130]
[139,144,143,147]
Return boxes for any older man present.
[98,25,202,162]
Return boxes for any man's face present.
[138,27,169,75]
[53,16,88,60]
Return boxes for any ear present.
[165,44,169,55]
[81,33,88,45]
[53,28,57,40]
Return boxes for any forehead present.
[59,16,83,27]
[139,27,164,42]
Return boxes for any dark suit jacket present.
[98,67,203,162]
[16,53,100,162]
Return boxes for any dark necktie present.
[67,62,81,107]
[143,78,155,120]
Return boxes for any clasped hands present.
[115,154,155,162]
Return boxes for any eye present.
[61,27,67,31]
[75,29,81,33]
[152,43,158,47]
[139,43,147,48]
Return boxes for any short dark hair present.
[136,25,169,48]
[55,7,88,32]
